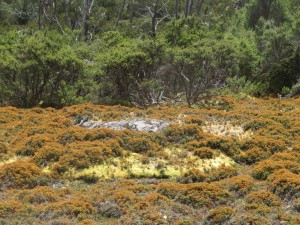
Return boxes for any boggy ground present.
[0,96,299,224]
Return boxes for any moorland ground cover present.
[0,96,299,224]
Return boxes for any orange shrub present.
[42,199,95,219]
[164,124,203,143]
[241,136,285,154]
[204,206,235,225]
[252,160,300,180]
[217,175,255,197]
[19,186,60,204]
[14,134,49,156]
[157,182,233,208]
[293,198,300,212]
[235,147,271,165]
[203,137,241,157]
[268,169,300,199]
[0,200,22,219]
[207,165,238,182]
[32,143,65,166]
[0,161,49,189]
[194,147,214,159]
[0,142,8,154]
[126,138,159,153]
[246,191,281,207]
[180,169,208,183]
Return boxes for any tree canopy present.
[0,0,299,107]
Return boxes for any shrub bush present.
[268,169,300,199]
[94,201,124,218]
[204,206,235,225]
[42,199,95,219]
[293,198,300,212]
[0,200,22,219]
[18,186,64,204]
[246,191,281,207]
[32,143,65,166]
[241,136,285,154]
[0,161,49,189]
[180,169,208,183]
[235,147,270,164]
[14,135,49,156]
[252,160,300,180]
[127,138,158,153]
[164,124,203,143]
[208,165,238,182]
[194,147,214,159]
[217,175,255,197]
[157,182,233,208]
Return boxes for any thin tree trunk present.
[38,0,42,29]
[151,0,159,36]
[196,0,203,16]
[174,0,179,19]
[65,0,72,28]
[82,0,89,37]
[116,0,126,27]
[185,0,189,18]
[188,0,194,16]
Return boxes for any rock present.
[78,118,170,132]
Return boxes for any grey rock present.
[78,118,170,132]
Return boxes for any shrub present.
[293,198,300,212]
[204,137,241,157]
[246,191,281,207]
[76,173,99,184]
[252,160,300,180]
[42,199,95,219]
[77,220,98,225]
[268,169,300,199]
[18,186,62,204]
[241,136,285,154]
[194,147,214,159]
[0,201,22,219]
[208,165,238,182]
[180,169,208,183]
[235,147,270,164]
[14,135,49,156]
[157,182,233,208]
[230,214,271,225]
[164,124,203,143]
[127,138,158,153]
[0,142,8,154]
[0,161,49,189]
[32,143,65,166]
[218,175,255,197]
[204,206,235,225]
[94,201,124,218]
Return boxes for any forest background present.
[0,0,299,108]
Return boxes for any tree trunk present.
[116,0,126,27]
[38,0,42,29]
[196,0,203,16]
[185,0,189,18]
[174,0,179,19]
[65,0,72,28]
[188,0,194,16]
[151,0,159,36]
[82,0,89,37]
